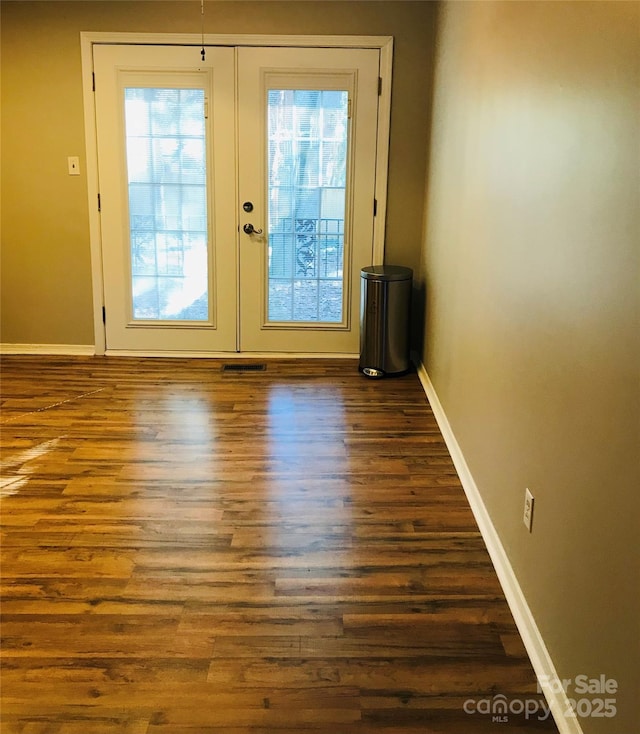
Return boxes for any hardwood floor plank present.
[1,657,211,685]
[1,614,214,659]
[178,610,343,637]
[0,549,136,578]
[204,657,544,693]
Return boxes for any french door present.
[93,44,380,353]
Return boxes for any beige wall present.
[0,1,436,345]
[421,2,639,731]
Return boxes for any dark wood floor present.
[0,356,559,733]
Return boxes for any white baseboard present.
[414,359,582,734]
[0,344,95,356]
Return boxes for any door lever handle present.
[243,223,263,235]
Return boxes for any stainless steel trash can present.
[359,265,412,378]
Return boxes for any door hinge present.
[373,198,378,217]
[347,97,352,119]
[97,193,101,212]
[378,77,382,95]
[92,72,96,92]
[204,97,209,119]
[102,306,106,324]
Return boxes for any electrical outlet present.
[523,488,534,532]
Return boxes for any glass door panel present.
[267,89,348,324]
[125,87,210,322]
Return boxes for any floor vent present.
[222,363,267,372]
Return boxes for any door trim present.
[81,32,393,356]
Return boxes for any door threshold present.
[103,350,359,359]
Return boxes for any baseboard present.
[414,359,582,734]
[0,344,95,356]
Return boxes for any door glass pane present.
[267,89,348,323]
[124,88,209,321]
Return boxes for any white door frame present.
[81,32,393,357]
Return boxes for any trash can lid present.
[361,265,413,281]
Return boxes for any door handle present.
[243,223,263,235]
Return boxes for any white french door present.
[93,43,380,354]
[238,47,379,353]
[94,45,236,352]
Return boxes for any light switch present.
[68,156,80,175]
